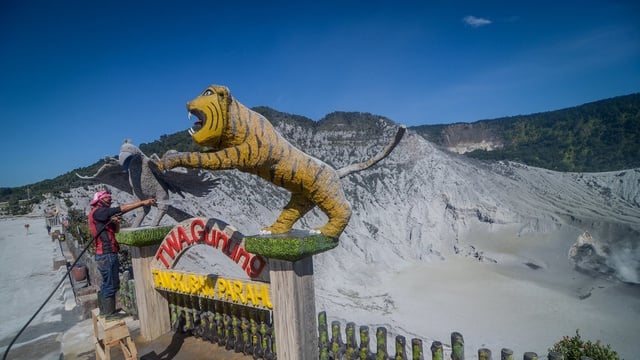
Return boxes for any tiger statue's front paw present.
[159,151,181,171]
[259,224,290,235]
[154,159,166,171]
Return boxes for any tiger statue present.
[156,85,405,239]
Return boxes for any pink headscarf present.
[90,191,112,207]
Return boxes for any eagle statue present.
[76,140,219,227]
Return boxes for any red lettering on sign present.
[166,230,182,254]
[248,256,266,278]
[204,226,215,246]
[234,246,250,270]
[191,218,206,243]
[156,252,171,267]
[153,218,267,279]
[217,231,229,253]
[229,243,239,259]
[177,226,191,247]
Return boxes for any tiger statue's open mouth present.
[187,110,205,136]
[183,87,230,147]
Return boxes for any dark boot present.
[103,296,127,320]
[97,291,105,315]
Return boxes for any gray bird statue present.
[76,140,219,227]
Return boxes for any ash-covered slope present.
[65,115,639,356]
[67,114,639,284]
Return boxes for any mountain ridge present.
[413,93,640,172]
[2,92,639,208]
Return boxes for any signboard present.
[151,217,271,309]
[151,268,272,309]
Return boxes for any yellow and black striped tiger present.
[157,85,405,239]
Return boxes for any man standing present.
[88,190,156,319]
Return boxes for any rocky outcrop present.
[569,231,614,278]
[440,122,504,154]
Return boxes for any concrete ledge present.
[245,230,338,262]
[53,257,67,270]
[77,285,99,297]
[77,292,98,320]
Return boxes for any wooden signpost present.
[118,218,339,359]
[245,231,339,360]
[117,226,174,340]
[117,218,271,341]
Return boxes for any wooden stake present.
[268,257,318,360]
[130,244,170,340]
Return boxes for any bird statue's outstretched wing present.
[75,156,133,194]
[148,155,220,197]
[166,205,194,223]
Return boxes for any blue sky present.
[1,0,638,188]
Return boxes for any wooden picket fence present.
[317,311,548,360]
[164,291,277,358]
[160,290,555,360]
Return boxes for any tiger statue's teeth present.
[259,229,272,235]
[187,113,194,136]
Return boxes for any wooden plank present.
[125,337,138,359]
[95,340,109,360]
[97,315,126,331]
[131,244,171,340]
[119,339,133,359]
[99,319,126,331]
[103,324,129,344]
[92,308,100,340]
[269,257,318,360]
[93,307,138,360]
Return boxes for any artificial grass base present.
[245,230,339,262]
[115,226,173,247]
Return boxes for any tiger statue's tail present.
[336,125,406,178]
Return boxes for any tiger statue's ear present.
[212,85,232,111]
[212,85,230,99]
[211,85,230,95]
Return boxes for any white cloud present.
[463,15,492,27]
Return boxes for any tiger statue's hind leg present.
[314,191,352,239]
[261,189,352,239]
[307,169,353,238]
[261,193,315,235]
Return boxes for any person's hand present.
[145,198,157,206]
[112,214,122,223]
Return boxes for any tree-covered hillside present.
[413,93,640,172]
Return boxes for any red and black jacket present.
[88,206,122,255]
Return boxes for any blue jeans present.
[95,253,120,298]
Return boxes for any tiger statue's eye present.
[203,89,214,96]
